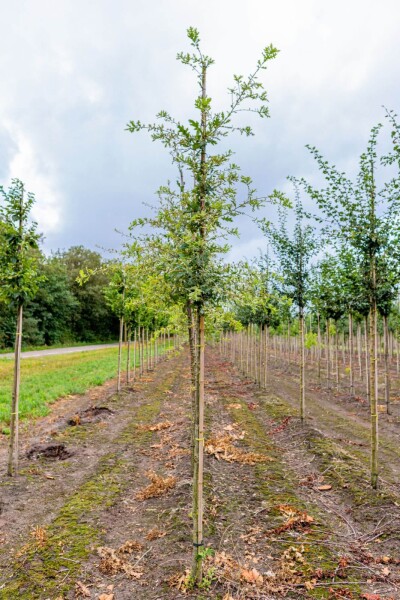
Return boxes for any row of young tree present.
[0,184,185,478]
[224,110,400,492]
[2,26,400,588]
[120,28,400,582]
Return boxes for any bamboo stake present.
[117,316,124,392]
[300,309,305,422]
[384,315,391,415]
[7,303,23,476]
[349,313,354,396]
[126,326,131,384]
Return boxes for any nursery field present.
[1,345,400,600]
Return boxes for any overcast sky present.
[0,0,399,261]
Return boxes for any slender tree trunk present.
[258,326,263,388]
[186,302,197,471]
[141,327,145,375]
[192,60,207,583]
[133,328,137,381]
[335,321,339,390]
[326,318,331,388]
[117,316,124,393]
[245,328,249,372]
[299,308,305,422]
[384,315,391,415]
[365,318,370,406]
[7,303,23,476]
[317,314,321,385]
[197,312,205,576]
[357,322,362,380]
[126,326,131,384]
[349,313,354,397]
[370,303,379,489]
[240,329,243,373]
[265,325,269,386]
[146,328,150,371]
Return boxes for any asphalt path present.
[0,344,119,360]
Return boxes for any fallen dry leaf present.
[240,567,263,587]
[205,433,270,465]
[98,594,114,600]
[75,580,91,597]
[119,540,143,554]
[30,526,47,547]
[135,471,177,501]
[304,579,317,590]
[269,505,315,535]
[97,546,143,579]
[145,527,166,541]
[168,568,191,592]
[138,420,173,432]
[317,484,332,491]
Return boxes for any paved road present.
[0,344,119,360]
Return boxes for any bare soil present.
[1,347,400,599]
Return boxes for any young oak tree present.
[311,255,347,390]
[303,113,400,488]
[0,179,42,476]
[260,183,318,422]
[127,27,280,582]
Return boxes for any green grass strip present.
[0,343,173,425]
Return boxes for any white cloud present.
[4,122,63,233]
[0,0,399,253]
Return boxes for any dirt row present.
[0,347,400,598]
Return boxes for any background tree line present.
[0,244,119,348]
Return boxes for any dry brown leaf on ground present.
[118,540,143,554]
[240,567,264,587]
[30,526,47,547]
[269,505,315,535]
[135,471,177,501]
[145,527,166,541]
[227,403,242,409]
[97,546,143,579]
[168,568,191,593]
[240,526,263,545]
[98,594,114,600]
[205,433,269,465]
[223,423,237,431]
[75,580,91,597]
[138,421,173,432]
[304,579,317,590]
[167,445,190,458]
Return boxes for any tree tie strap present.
[193,541,204,547]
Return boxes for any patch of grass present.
[0,343,173,425]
